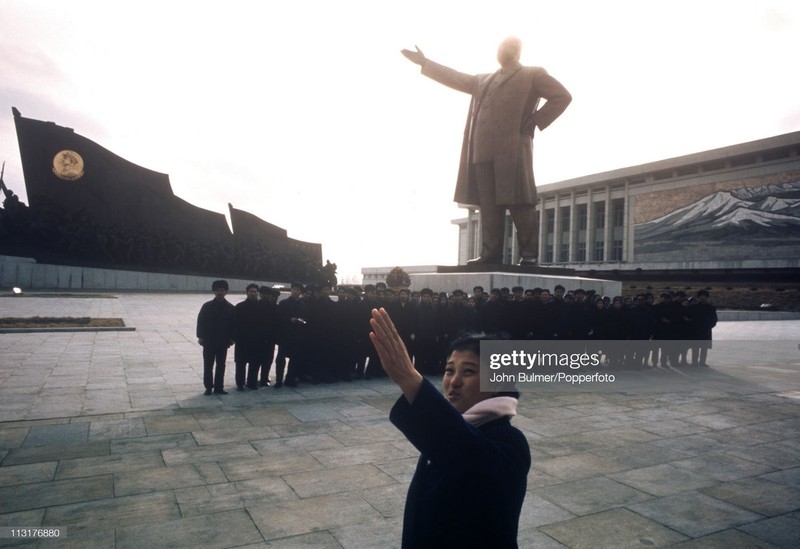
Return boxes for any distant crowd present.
[195,280,718,394]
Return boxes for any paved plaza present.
[0,293,799,548]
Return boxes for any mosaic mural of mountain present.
[634,180,800,262]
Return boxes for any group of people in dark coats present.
[196,280,719,393]
[196,281,279,394]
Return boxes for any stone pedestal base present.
[409,266,621,296]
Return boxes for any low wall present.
[717,310,800,321]
[409,271,622,297]
[0,256,285,292]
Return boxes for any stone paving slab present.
[699,477,800,517]
[116,509,263,549]
[539,507,690,548]
[628,491,764,538]
[0,293,798,547]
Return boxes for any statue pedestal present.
[409,265,621,296]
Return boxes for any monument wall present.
[1,109,324,287]
[0,255,283,293]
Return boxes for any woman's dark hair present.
[447,331,520,399]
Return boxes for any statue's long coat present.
[421,60,571,207]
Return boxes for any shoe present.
[467,256,501,265]
[260,380,270,387]
[236,385,245,391]
[274,381,283,389]
[204,388,213,396]
[518,256,538,266]
[246,384,259,390]
[213,389,228,395]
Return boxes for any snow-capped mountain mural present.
[634,180,800,261]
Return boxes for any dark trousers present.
[275,344,304,385]
[235,362,246,388]
[260,344,275,384]
[202,347,227,390]
[236,361,261,388]
[474,162,538,259]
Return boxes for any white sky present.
[1,0,799,282]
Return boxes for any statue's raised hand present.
[401,46,425,66]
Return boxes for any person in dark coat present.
[588,297,608,339]
[442,289,477,343]
[233,283,270,390]
[688,290,718,367]
[274,282,307,388]
[257,286,280,386]
[305,283,338,383]
[535,289,558,340]
[333,286,361,382]
[478,288,506,334]
[505,287,528,340]
[602,297,628,340]
[196,279,235,395]
[412,288,439,375]
[672,291,692,366]
[626,294,655,368]
[390,288,417,363]
[370,308,530,548]
[565,288,592,340]
[652,291,682,368]
[603,296,629,367]
[362,285,386,379]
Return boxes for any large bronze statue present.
[402,37,572,266]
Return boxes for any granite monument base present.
[409,266,621,296]
[0,255,286,293]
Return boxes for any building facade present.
[454,131,800,272]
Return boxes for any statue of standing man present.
[402,37,571,266]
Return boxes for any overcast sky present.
[1,1,799,282]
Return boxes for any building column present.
[623,182,632,262]
[604,185,612,262]
[537,197,544,262]
[568,192,576,263]
[552,195,561,265]
[466,208,477,262]
[586,188,594,262]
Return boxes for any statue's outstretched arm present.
[401,46,426,66]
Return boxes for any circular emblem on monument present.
[52,150,85,181]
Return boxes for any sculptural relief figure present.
[402,37,572,266]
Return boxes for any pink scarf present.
[462,397,518,427]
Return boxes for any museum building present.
[363,131,800,287]
[453,131,800,272]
